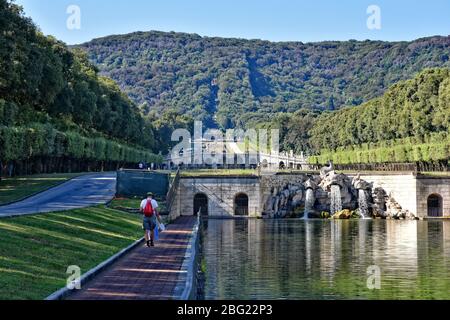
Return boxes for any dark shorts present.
[143,216,157,231]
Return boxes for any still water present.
[201,219,450,300]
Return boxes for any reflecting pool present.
[201,219,450,300]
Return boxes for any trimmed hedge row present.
[309,134,450,165]
[0,125,162,164]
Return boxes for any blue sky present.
[15,0,450,45]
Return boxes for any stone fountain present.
[303,178,318,219]
[262,165,416,220]
[352,173,373,219]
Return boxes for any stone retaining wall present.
[357,173,449,218]
[356,173,418,215]
[416,176,450,217]
[174,176,261,217]
[169,173,449,218]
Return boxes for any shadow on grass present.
[0,206,142,300]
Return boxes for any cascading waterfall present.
[330,185,342,215]
[358,189,369,219]
[265,170,378,220]
[303,188,315,220]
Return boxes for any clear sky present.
[15,0,450,45]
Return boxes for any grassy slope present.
[110,197,168,215]
[0,173,86,205]
[110,198,142,209]
[0,206,142,300]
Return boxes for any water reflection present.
[201,219,450,300]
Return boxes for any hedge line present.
[309,134,450,165]
[0,125,162,164]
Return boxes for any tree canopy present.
[1,1,449,168]
[0,0,162,172]
[80,31,450,129]
[309,68,450,152]
[0,0,159,150]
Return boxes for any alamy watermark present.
[66,5,81,30]
[170,121,281,173]
[367,265,381,290]
[66,265,81,290]
[367,5,381,30]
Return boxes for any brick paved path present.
[68,216,196,300]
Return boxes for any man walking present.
[140,192,160,247]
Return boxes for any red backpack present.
[143,200,154,217]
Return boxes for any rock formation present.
[262,171,416,220]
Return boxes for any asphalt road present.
[0,172,117,217]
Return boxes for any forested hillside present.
[308,68,450,166]
[310,68,449,150]
[0,0,162,175]
[80,31,450,129]
[2,0,448,170]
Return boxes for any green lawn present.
[0,206,142,300]
[110,197,168,215]
[419,171,450,177]
[0,173,86,205]
[109,197,142,210]
[180,169,258,177]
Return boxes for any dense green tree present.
[80,31,450,128]
[0,0,159,151]
[308,69,450,164]
[308,133,449,165]
[151,109,194,154]
[256,109,319,155]
[309,69,450,153]
[0,0,162,174]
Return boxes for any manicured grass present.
[0,206,142,300]
[166,168,450,177]
[419,171,450,177]
[333,170,449,177]
[110,197,142,210]
[0,173,86,205]
[110,197,168,214]
[180,169,258,177]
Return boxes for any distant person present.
[140,192,161,247]
[138,162,144,170]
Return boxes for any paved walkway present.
[0,172,116,217]
[68,216,196,300]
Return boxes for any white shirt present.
[140,198,159,211]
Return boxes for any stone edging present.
[180,175,258,179]
[45,237,144,300]
[173,215,201,300]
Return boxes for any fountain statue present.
[351,173,372,190]
[320,160,334,179]
[261,167,416,220]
